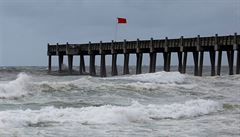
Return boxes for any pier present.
[47,33,240,77]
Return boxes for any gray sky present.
[0,0,239,66]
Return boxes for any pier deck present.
[47,33,240,77]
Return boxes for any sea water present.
[0,66,239,137]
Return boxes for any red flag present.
[117,18,127,24]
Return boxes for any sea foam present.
[0,99,222,128]
[107,71,185,84]
[0,73,32,99]
[101,71,187,91]
[0,71,187,98]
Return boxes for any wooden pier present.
[47,33,240,77]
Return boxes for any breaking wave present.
[36,71,187,93]
[0,73,33,99]
[0,99,222,128]
[107,71,185,84]
[0,71,187,99]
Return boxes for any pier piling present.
[198,51,204,76]
[163,52,171,72]
[209,51,216,76]
[89,54,96,76]
[48,55,51,72]
[167,52,171,72]
[177,52,183,73]
[217,51,222,75]
[182,51,188,74]
[227,50,234,75]
[58,55,64,72]
[123,53,130,75]
[149,53,156,73]
[47,33,240,77]
[163,52,167,71]
[68,55,73,74]
[152,53,157,72]
[237,49,240,74]
[111,54,118,76]
[100,54,107,77]
[193,51,199,76]
[79,55,85,74]
[136,53,143,74]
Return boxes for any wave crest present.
[0,71,188,98]
[0,99,222,127]
[108,71,185,84]
[0,73,32,99]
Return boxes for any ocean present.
[0,66,239,137]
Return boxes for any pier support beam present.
[149,53,156,73]
[58,55,64,72]
[153,53,157,72]
[182,51,188,73]
[227,50,234,75]
[48,55,52,73]
[163,52,167,71]
[163,52,171,72]
[89,54,96,76]
[79,55,85,74]
[100,54,107,77]
[68,55,73,74]
[123,53,130,75]
[236,49,240,74]
[198,51,204,76]
[209,51,216,76]
[177,52,183,73]
[136,53,143,74]
[149,53,153,73]
[217,51,222,76]
[111,54,118,76]
[192,51,199,76]
[167,52,171,72]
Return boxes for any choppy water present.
[0,66,239,137]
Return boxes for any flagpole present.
[114,18,118,42]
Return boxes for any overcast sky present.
[0,0,239,66]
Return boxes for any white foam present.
[36,76,100,92]
[0,73,32,99]
[0,99,222,128]
[118,82,160,91]
[0,71,188,98]
[97,71,187,91]
[107,71,185,84]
